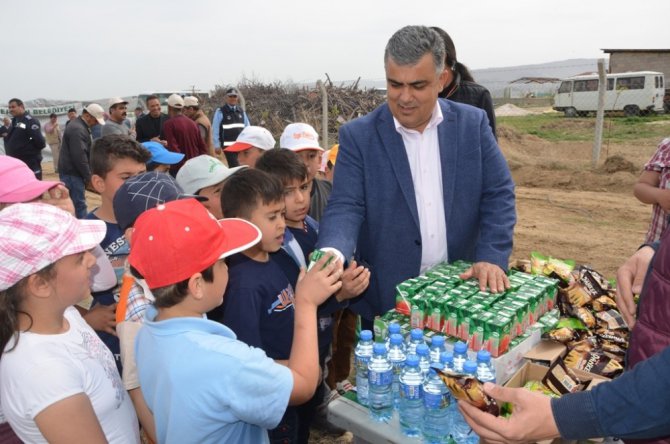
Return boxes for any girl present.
[0,203,139,443]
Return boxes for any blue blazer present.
[317,99,516,321]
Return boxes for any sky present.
[1,0,668,103]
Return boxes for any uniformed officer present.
[212,87,250,167]
[4,98,46,179]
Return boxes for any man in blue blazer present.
[317,26,516,325]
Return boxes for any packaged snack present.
[523,380,560,398]
[433,368,500,416]
[590,295,618,312]
[574,307,596,329]
[595,328,629,346]
[542,359,584,395]
[530,252,548,275]
[595,309,628,330]
[544,257,576,282]
[564,349,624,378]
[543,327,581,343]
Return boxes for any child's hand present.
[39,184,75,216]
[83,303,117,335]
[335,260,370,302]
[296,253,343,307]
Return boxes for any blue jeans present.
[59,174,87,218]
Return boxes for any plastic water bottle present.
[476,350,496,383]
[429,335,447,364]
[354,330,374,406]
[399,354,424,436]
[368,343,393,421]
[440,352,454,372]
[451,360,479,444]
[406,328,425,355]
[387,333,406,408]
[385,322,402,349]
[453,341,468,373]
[416,343,431,377]
[423,363,451,444]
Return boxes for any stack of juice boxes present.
[384,260,558,357]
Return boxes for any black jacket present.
[4,113,45,161]
[135,113,168,142]
[59,117,93,182]
[440,79,496,138]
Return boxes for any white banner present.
[0,103,80,117]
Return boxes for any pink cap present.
[0,203,107,290]
[0,156,60,203]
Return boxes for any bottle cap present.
[477,349,492,363]
[390,333,404,345]
[416,343,429,356]
[360,330,373,341]
[431,335,445,346]
[463,360,477,374]
[454,341,468,353]
[373,343,387,355]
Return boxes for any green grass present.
[498,113,670,142]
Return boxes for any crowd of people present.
[0,24,669,444]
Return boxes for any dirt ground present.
[39,123,662,443]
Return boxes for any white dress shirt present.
[393,102,448,272]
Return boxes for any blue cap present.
[390,334,404,345]
[477,350,492,363]
[113,171,204,231]
[406,354,419,366]
[142,141,185,166]
[440,352,454,365]
[373,343,387,355]
[454,341,468,353]
[410,328,423,340]
[388,323,401,335]
[431,335,445,346]
[463,360,477,375]
[360,330,373,341]
[416,343,429,356]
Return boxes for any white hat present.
[280,123,323,152]
[84,103,106,125]
[167,94,184,109]
[184,96,199,107]
[175,155,247,195]
[108,97,128,109]
[225,126,276,152]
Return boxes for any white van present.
[553,71,665,117]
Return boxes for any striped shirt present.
[644,138,670,243]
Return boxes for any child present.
[86,134,151,372]
[142,140,185,173]
[112,170,201,442]
[129,198,342,443]
[175,154,247,219]
[223,125,276,168]
[0,203,140,443]
[280,123,332,221]
[256,149,370,439]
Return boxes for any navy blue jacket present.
[317,99,516,321]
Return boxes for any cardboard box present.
[505,361,608,444]
[524,340,567,367]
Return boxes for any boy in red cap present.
[129,199,343,444]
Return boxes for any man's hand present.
[150,136,168,147]
[83,303,117,335]
[295,254,343,307]
[335,260,370,302]
[459,383,560,444]
[459,261,510,293]
[215,147,223,155]
[616,245,654,328]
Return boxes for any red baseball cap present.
[128,199,261,289]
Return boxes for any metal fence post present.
[592,59,606,168]
[317,80,328,149]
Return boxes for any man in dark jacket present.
[136,94,168,144]
[59,103,105,218]
[4,98,46,179]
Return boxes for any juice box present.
[486,315,513,357]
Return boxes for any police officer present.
[212,87,249,167]
[4,98,46,179]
